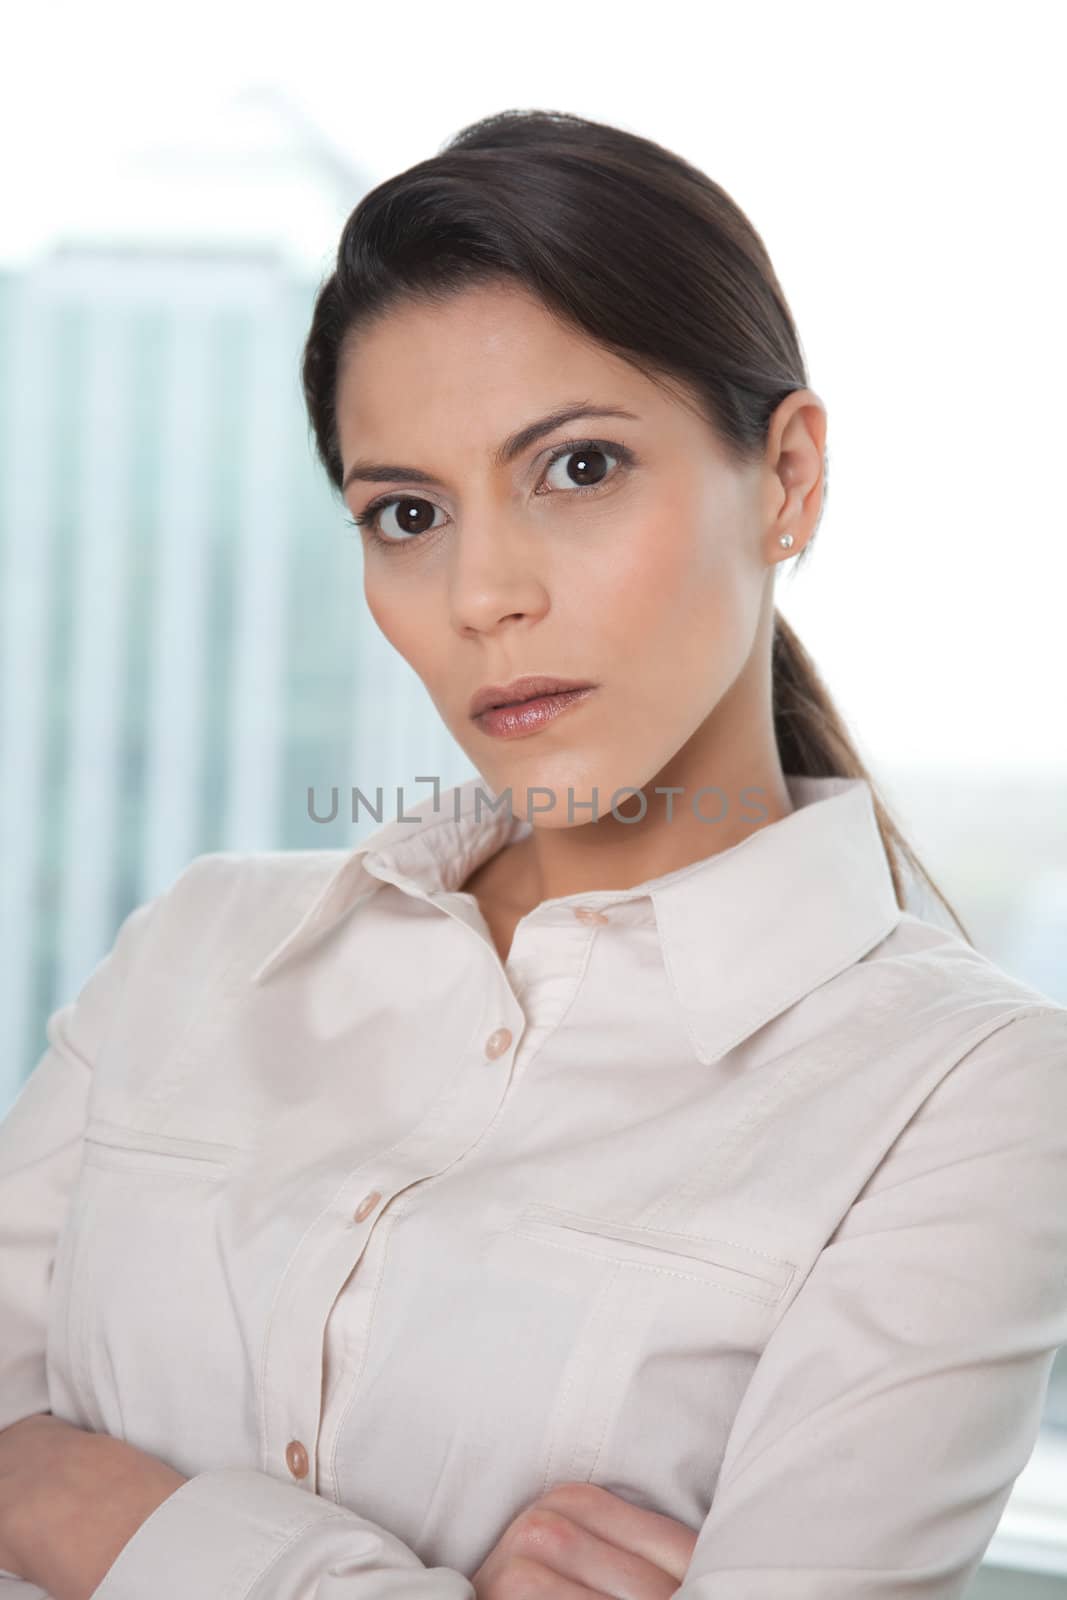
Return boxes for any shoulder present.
[137,846,356,979]
[161,845,351,916]
[794,918,1067,1287]
[45,848,361,1104]
[861,906,1065,1025]
[778,909,1067,1172]
[854,909,1067,1116]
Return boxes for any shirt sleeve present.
[0,893,163,1587]
[0,893,165,1438]
[86,1468,477,1600]
[676,1004,1067,1600]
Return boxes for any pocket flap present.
[509,1202,796,1302]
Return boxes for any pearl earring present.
[778,534,794,549]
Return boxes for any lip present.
[472,685,598,740]
[468,675,597,720]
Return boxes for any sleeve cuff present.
[89,1466,477,1600]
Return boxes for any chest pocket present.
[509,1202,795,1302]
[54,1120,245,1466]
[493,1200,799,1511]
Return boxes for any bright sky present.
[4,0,1065,774]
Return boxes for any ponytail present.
[772,610,972,945]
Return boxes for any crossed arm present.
[0,1411,188,1599]
[4,883,1067,1599]
[0,1417,699,1600]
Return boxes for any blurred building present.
[0,86,473,1117]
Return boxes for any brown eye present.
[542,444,617,492]
[381,498,439,538]
[355,496,446,545]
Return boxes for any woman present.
[1,108,1065,1600]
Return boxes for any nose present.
[449,516,550,637]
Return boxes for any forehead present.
[335,282,656,441]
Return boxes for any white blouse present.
[1,771,1066,1600]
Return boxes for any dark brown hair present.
[301,107,970,943]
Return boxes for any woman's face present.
[335,280,796,827]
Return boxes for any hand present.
[0,1411,188,1600]
[470,1480,699,1600]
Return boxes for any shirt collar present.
[249,772,904,1065]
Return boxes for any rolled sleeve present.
[678,1006,1067,1599]
[87,1467,476,1600]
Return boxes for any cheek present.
[364,572,432,674]
[363,569,393,637]
[592,502,750,685]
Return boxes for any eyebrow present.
[340,403,642,495]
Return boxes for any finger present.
[521,1507,683,1600]
[503,1560,615,1600]
[540,1486,697,1585]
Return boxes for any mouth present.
[468,675,597,721]
[469,678,599,740]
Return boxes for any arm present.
[0,894,162,1440]
[0,894,163,1588]
[1,1428,475,1600]
[82,1471,478,1600]
[0,1413,187,1600]
[0,865,478,1600]
[674,1005,1067,1600]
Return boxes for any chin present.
[497,766,638,828]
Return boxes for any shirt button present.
[573,906,610,924]
[484,1027,513,1059]
[353,1189,382,1222]
[286,1439,309,1479]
